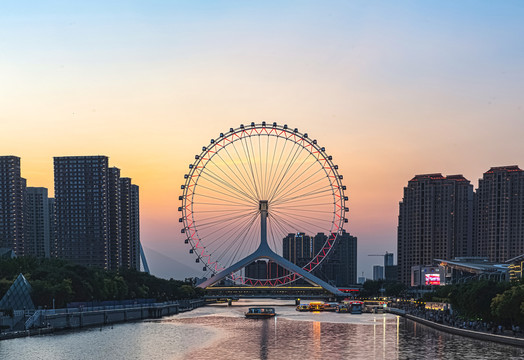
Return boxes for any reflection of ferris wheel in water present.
[180,122,348,287]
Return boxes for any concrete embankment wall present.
[1,301,207,340]
[38,299,204,332]
[388,308,524,347]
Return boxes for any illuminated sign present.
[425,273,440,285]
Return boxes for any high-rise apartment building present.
[0,156,25,255]
[24,187,51,258]
[397,174,473,285]
[245,260,286,280]
[384,252,394,266]
[108,167,122,270]
[316,231,357,286]
[120,178,140,270]
[54,156,110,269]
[48,198,56,257]
[373,265,384,281]
[475,166,524,262]
[283,232,312,267]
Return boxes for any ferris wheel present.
[179,122,348,287]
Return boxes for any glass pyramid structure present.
[0,273,35,310]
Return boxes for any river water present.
[1,299,523,360]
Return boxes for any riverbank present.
[0,298,205,341]
[388,308,524,347]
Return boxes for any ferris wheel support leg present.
[197,250,343,296]
[197,251,264,289]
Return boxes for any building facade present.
[54,156,110,269]
[54,157,141,270]
[283,232,313,267]
[0,156,25,255]
[475,166,524,262]
[120,178,140,270]
[397,174,474,285]
[108,167,122,270]
[373,265,384,281]
[315,231,358,287]
[24,187,51,258]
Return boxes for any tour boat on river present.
[245,307,276,319]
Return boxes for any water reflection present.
[1,299,524,360]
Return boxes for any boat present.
[296,304,309,312]
[307,301,324,311]
[349,301,363,314]
[245,307,276,319]
[336,304,350,313]
[322,302,339,312]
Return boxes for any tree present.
[491,284,524,326]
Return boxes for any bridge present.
[203,285,360,301]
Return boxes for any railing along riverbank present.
[0,298,205,341]
[388,307,524,347]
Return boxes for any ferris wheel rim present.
[180,122,347,286]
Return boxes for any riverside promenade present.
[388,307,524,347]
[0,298,205,340]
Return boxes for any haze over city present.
[2,1,523,279]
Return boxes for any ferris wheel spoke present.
[239,134,261,199]
[195,183,256,206]
[268,218,286,255]
[214,148,260,201]
[229,138,261,199]
[271,209,326,234]
[214,212,259,266]
[266,139,302,202]
[270,186,334,206]
[218,147,259,201]
[248,133,264,200]
[194,202,255,207]
[213,219,258,265]
[264,136,291,201]
[195,211,258,229]
[264,135,281,200]
[193,208,252,215]
[203,156,260,202]
[270,173,328,205]
[269,160,324,203]
[203,213,259,250]
[199,167,258,203]
[261,135,269,200]
[209,211,258,260]
[271,208,333,225]
[269,212,320,237]
[232,222,259,266]
[271,202,334,209]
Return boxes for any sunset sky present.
[2,1,524,279]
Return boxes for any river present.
[1,299,523,359]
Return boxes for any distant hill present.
[143,246,201,280]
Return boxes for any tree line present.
[422,280,524,326]
[0,257,204,309]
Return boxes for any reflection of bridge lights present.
[313,321,321,354]
[383,315,386,359]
